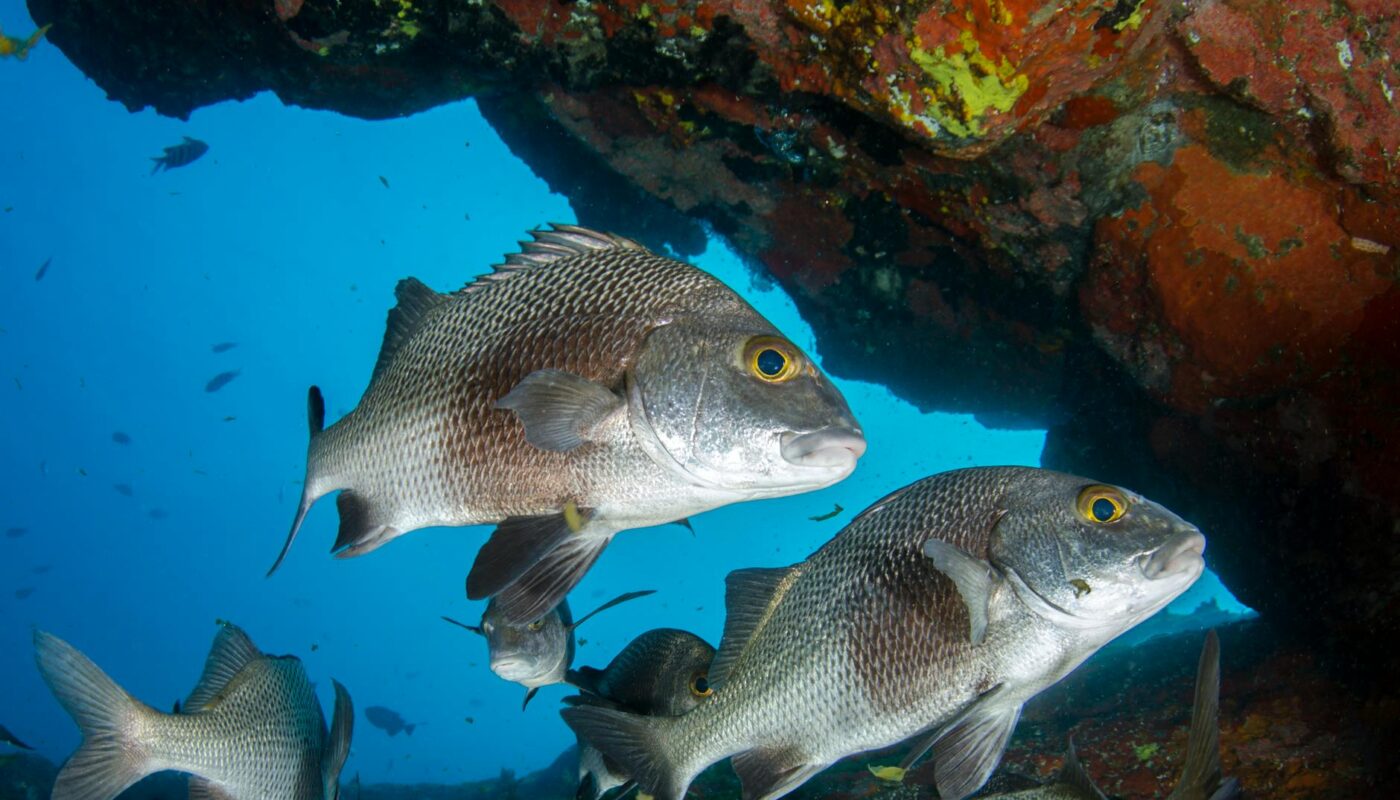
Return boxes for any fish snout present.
[1140,529,1206,580]
[779,427,867,470]
[490,657,541,682]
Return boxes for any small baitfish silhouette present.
[150,136,209,174]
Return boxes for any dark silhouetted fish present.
[0,722,34,750]
[113,483,134,497]
[205,369,241,393]
[150,137,209,174]
[364,706,416,737]
[149,509,169,520]
[564,467,1207,800]
[378,176,389,188]
[15,587,34,600]
[808,503,842,522]
[273,224,865,627]
[34,623,353,800]
[211,342,238,353]
[112,431,132,445]
[34,257,51,281]
[5,527,25,539]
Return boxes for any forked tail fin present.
[34,631,156,800]
[562,704,689,800]
[268,385,331,576]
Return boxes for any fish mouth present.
[1140,530,1207,580]
[490,657,539,682]
[779,427,867,471]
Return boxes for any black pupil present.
[756,348,786,377]
[693,676,709,693]
[1091,497,1116,521]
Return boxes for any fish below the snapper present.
[272,223,865,625]
[564,466,1207,800]
[34,622,353,800]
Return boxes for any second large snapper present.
[271,224,865,623]
[564,467,1207,800]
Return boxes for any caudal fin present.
[268,386,332,576]
[34,631,154,800]
[562,705,689,800]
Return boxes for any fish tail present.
[34,631,156,800]
[268,385,337,576]
[149,157,164,175]
[562,705,691,800]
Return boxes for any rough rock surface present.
[25,0,1400,782]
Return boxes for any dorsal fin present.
[457,224,647,296]
[708,566,800,690]
[185,623,263,712]
[1057,737,1107,800]
[372,278,446,381]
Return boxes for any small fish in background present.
[111,431,132,445]
[364,706,417,737]
[272,224,865,629]
[970,631,1237,800]
[33,564,52,575]
[0,722,34,750]
[0,23,50,60]
[148,508,168,520]
[113,483,134,497]
[14,587,34,600]
[224,416,237,422]
[211,341,238,353]
[34,256,51,281]
[34,623,354,800]
[205,369,240,393]
[443,590,654,709]
[150,136,209,174]
[4,527,25,539]
[808,503,843,522]
[564,467,1207,800]
[378,176,389,188]
[566,628,717,800]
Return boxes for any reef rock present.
[26,0,1400,779]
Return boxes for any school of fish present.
[17,224,1230,800]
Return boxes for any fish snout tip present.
[780,427,867,470]
[1141,529,1207,580]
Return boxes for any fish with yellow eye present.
[0,24,51,60]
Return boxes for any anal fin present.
[731,748,825,800]
[491,532,612,626]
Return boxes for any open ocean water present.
[1,0,1252,789]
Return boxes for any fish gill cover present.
[0,0,1387,796]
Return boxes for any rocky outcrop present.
[27,0,1399,768]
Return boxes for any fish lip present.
[779,427,867,470]
[1140,529,1207,580]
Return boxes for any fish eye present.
[526,619,545,632]
[744,336,800,383]
[689,672,713,698]
[1076,485,1127,524]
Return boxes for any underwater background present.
[4,0,1388,795]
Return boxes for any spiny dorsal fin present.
[372,278,446,382]
[708,566,800,690]
[1058,737,1107,800]
[1167,630,1228,800]
[457,224,647,296]
[185,623,263,712]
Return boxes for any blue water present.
[0,1,1249,786]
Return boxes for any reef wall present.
[26,0,1400,766]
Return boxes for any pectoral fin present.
[466,509,595,601]
[731,748,825,800]
[929,696,1022,800]
[496,370,623,452]
[922,539,997,646]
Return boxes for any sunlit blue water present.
[0,0,1249,785]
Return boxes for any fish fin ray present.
[33,631,154,800]
[731,748,824,800]
[372,278,446,382]
[188,777,237,800]
[307,385,326,434]
[561,705,686,800]
[465,511,594,601]
[572,590,656,629]
[323,680,354,791]
[1058,737,1107,800]
[1167,630,1229,800]
[266,386,332,576]
[331,491,399,558]
[921,539,997,646]
[185,622,263,712]
[709,566,799,690]
[930,696,1021,800]
[458,224,645,295]
[490,533,612,626]
[496,370,623,452]
[441,616,483,636]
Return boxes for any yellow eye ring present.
[689,672,713,698]
[744,336,800,383]
[526,619,545,632]
[1077,486,1127,524]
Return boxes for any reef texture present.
[24,0,1400,785]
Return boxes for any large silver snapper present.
[34,622,352,800]
[272,224,864,624]
[564,466,1207,800]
